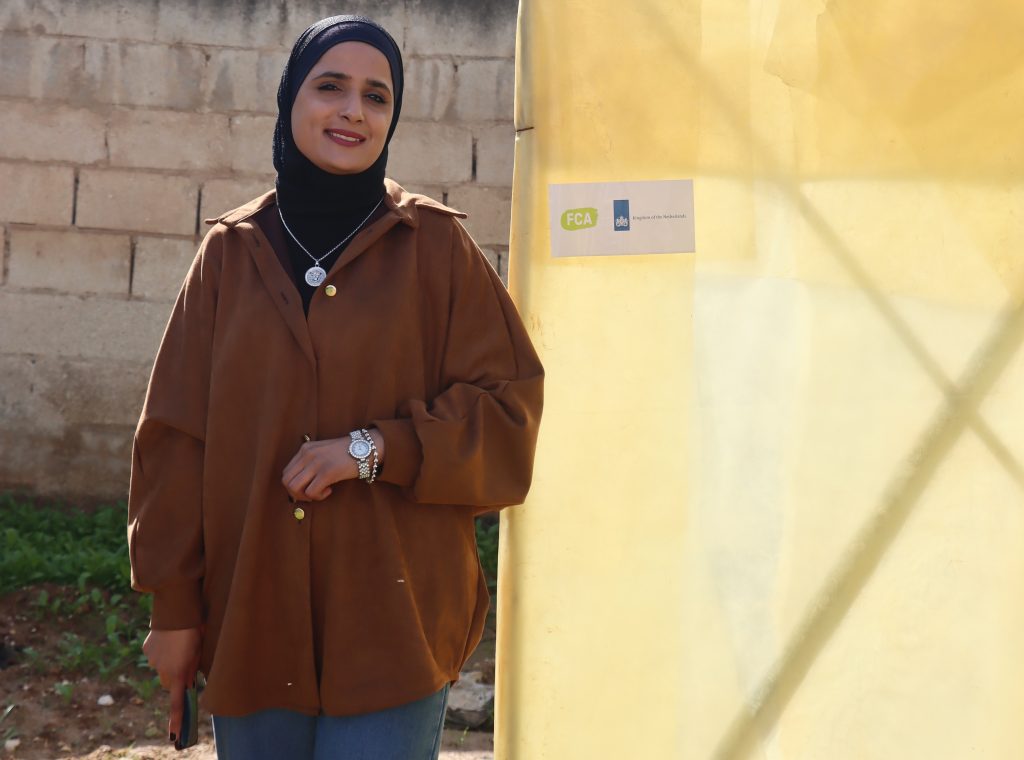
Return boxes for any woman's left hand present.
[282,437,355,501]
[281,429,385,502]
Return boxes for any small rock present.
[97,694,114,706]
[445,671,495,729]
[5,738,21,751]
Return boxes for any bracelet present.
[360,428,380,484]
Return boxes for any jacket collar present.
[204,178,466,229]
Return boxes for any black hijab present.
[273,16,404,285]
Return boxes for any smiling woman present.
[126,14,543,760]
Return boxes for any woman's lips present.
[325,129,366,147]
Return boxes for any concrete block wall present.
[0,0,518,498]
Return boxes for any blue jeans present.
[212,683,450,760]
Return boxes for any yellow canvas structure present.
[498,1,1024,757]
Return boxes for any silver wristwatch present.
[348,428,379,482]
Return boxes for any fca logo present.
[613,199,630,231]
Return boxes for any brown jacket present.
[127,180,544,717]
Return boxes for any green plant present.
[128,675,162,701]
[53,681,75,703]
[0,704,16,741]
[0,494,131,594]
[1,494,153,679]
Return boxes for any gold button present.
[293,507,305,521]
[325,285,337,297]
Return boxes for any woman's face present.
[290,41,395,175]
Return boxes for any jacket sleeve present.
[372,218,544,512]
[127,230,221,630]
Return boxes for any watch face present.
[349,439,371,459]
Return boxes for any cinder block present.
[284,1,408,51]
[497,248,509,285]
[478,247,501,274]
[132,236,196,301]
[446,185,512,246]
[204,49,286,114]
[155,0,285,49]
[405,1,517,58]
[200,178,274,223]
[475,124,515,185]
[8,229,131,295]
[397,184,448,205]
[108,110,231,171]
[475,247,509,286]
[454,59,515,122]
[0,421,135,499]
[0,290,170,363]
[0,32,86,102]
[404,57,456,121]
[229,115,277,175]
[0,101,106,164]
[389,122,473,185]
[0,0,158,42]
[83,40,206,110]
[77,169,197,236]
[0,354,149,433]
[0,163,74,225]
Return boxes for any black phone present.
[175,673,205,751]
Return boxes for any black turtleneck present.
[275,155,387,314]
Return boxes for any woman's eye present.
[367,93,386,104]
[318,83,340,91]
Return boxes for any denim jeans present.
[211,683,450,760]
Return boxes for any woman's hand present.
[282,429,385,502]
[142,627,202,743]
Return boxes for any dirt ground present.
[0,588,495,760]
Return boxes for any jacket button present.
[325,285,337,297]
[293,507,305,521]
[303,434,311,442]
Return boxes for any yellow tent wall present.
[498,1,1024,758]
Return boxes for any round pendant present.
[304,266,327,287]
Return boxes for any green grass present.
[1,492,500,686]
[0,493,154,684]
[0,494,132,595]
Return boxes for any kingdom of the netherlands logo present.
[613,199,630,231]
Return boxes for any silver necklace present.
[277,197,385,287]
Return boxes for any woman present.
[127,15,543,759]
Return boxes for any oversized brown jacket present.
[127,180,544,717]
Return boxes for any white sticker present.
[547,179,695,258]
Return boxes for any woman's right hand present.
[142,627,202,743]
